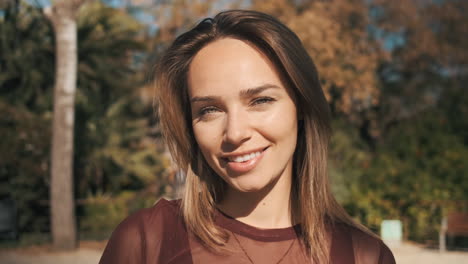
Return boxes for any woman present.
[100,10,395,264]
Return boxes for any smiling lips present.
[223,148,267,173]
[227,150,263,162]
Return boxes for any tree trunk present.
[45,0,85,250]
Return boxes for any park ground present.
[1,240,468,264]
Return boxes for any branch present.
[43,0,95,22]
[43,5,53,21]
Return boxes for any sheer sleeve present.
[349,225,396,264]
[99,199,192,264]
[378,242,396,264]
[99,209,150,264]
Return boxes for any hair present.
[155,9,370,263]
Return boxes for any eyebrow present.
[190,84,280,103]
[239,84,280,98]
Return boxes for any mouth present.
[221,147,268,173]
[222,147,268,162]
[226,150,263,163]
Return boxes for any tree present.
[44,0,87,250]
[367,0,468,143]
[1,0,53,234]
[331,0,468,241]
[253,0,384,116]
[74,1,156,196]
[1,0,169,236]
[0,0,54,110]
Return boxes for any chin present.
[234,185,266,193]
[227,175,274,193]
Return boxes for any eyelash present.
[198,106,219,116]
[197,97,276,117]
[251,96,275,106]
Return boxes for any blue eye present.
[199,106,219,116]
[252,97,275,105]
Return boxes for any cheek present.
[193,127,226,177]
[257,103,298,138]
[193,123,220,157]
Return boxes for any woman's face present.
[188,38,298,193]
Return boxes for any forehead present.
[187,38,284,97]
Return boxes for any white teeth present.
[228,151,262,163]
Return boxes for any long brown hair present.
[156,9,368,263]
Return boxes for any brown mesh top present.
[99,199,395,264]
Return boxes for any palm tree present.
[44,0,87,251]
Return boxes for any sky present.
[22,0,403,51]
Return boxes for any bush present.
[334,111,468,242]
[78,191,160,238]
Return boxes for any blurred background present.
[0,0,467,263]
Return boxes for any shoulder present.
[135,198,181,221]
[99,199,184,264]
[114,198,181,234]
[136,198,181,223]
[332,223,396,264]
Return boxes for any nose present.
[223,109,251,146]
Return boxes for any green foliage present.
[0,0,54,111]
[73,2,168,197]
[334,108,468,241]
[0,1,53,232]
[0,101,51,232]
[0,1,169,235]
[79,192,130,236]
[329,118,371,203]
[76,1,144,109]
[78,191,159,239]
[74,94,169,196]
[329,0,468,242]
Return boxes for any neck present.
[217,166,294,229]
